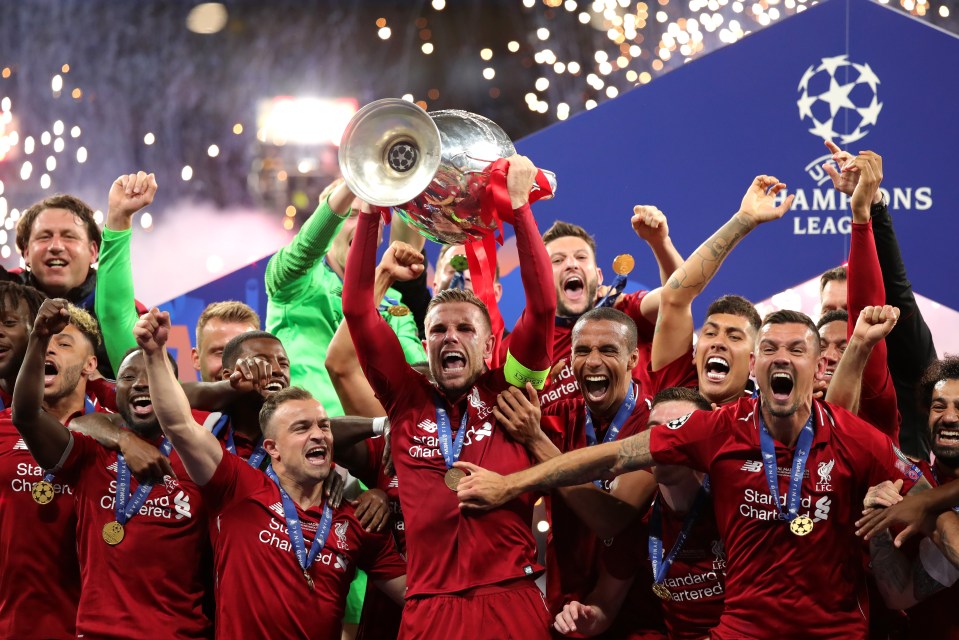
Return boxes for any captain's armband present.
[503,350,550,390]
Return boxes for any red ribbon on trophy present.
[467,158,555,368]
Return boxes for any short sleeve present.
[357,525,407,582]
[647,409,723,473]
[200,451,268,513]
[53,431,99,482]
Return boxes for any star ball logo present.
[796,55,882,146]
[788,55,932,236]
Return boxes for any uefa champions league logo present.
[796,54,882,145]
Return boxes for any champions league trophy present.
[338,98,557,245]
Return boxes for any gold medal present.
[450,254,469,272]
[32,480,55,505]
[102,521,125,546]
[789,515,814,537]
[612,254,635,276]
[652,583,672,600]
[444,468,466,491]
[388,304,410,317]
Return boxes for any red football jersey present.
[539,391,652,614]
[0,411,80,639]
[201,453,406,640]
[900,460,959,639]
[380,370,543,596]
[504,291,655,411]
[58,431,213,639]
[648,397,921,639]
[366,434,405,556]
[604,496,725,640]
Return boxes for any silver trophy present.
[338,99,557,245]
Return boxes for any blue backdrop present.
[161,0,958,361]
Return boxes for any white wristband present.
[372,416,387,436]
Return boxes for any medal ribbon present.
[266,465,333,575]
[758,412,815,524]
[584,385,636,489]
[649,475,712,586]
[211,413,268,469]
[42,396,97,485]
[595,274,629,309]
[434,394,470,470]
[115,437,173,526]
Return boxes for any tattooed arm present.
[455,430,655,510]
[652,175,795,370]
[933,511,959,569]
[870,531,952,609]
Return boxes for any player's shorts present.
[356,579,402,640]
[400,577,551,640]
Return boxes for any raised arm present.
[844,152,899,442]
[455,429,653,510]
[501,155,556,387]
[826,305,899,414]
[95,171,157,376]
[652,175,794,370]
[342,209,423,398]
[11,299,75,468]
[328,241,425,414]
[265,182,354,298]
[631,205,683,288]
[135,308,222,486]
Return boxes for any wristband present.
[372,416,387,436]
[504,350,550,390]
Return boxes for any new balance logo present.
[107,461,118,473]
[334,554,349,571]
[268,502,285,517]
[741,461,763,472]
[12,438,28,451]
[387,476,398,489]
[417,419,437,434]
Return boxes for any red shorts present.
[400,578,552,640]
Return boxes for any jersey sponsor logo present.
[539,361,579,407]
[666,413,690,430]
[173,491,192,520]
[334,522,350,550]
[816,459,835,492]
[464,421,493,445]
[12,438,29,451]
[259,519,351,571]
[417,419,438,434]
[98,486,195,522]
[11,462,75,495]
[739,488,816,523]
[813,496,831,523]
